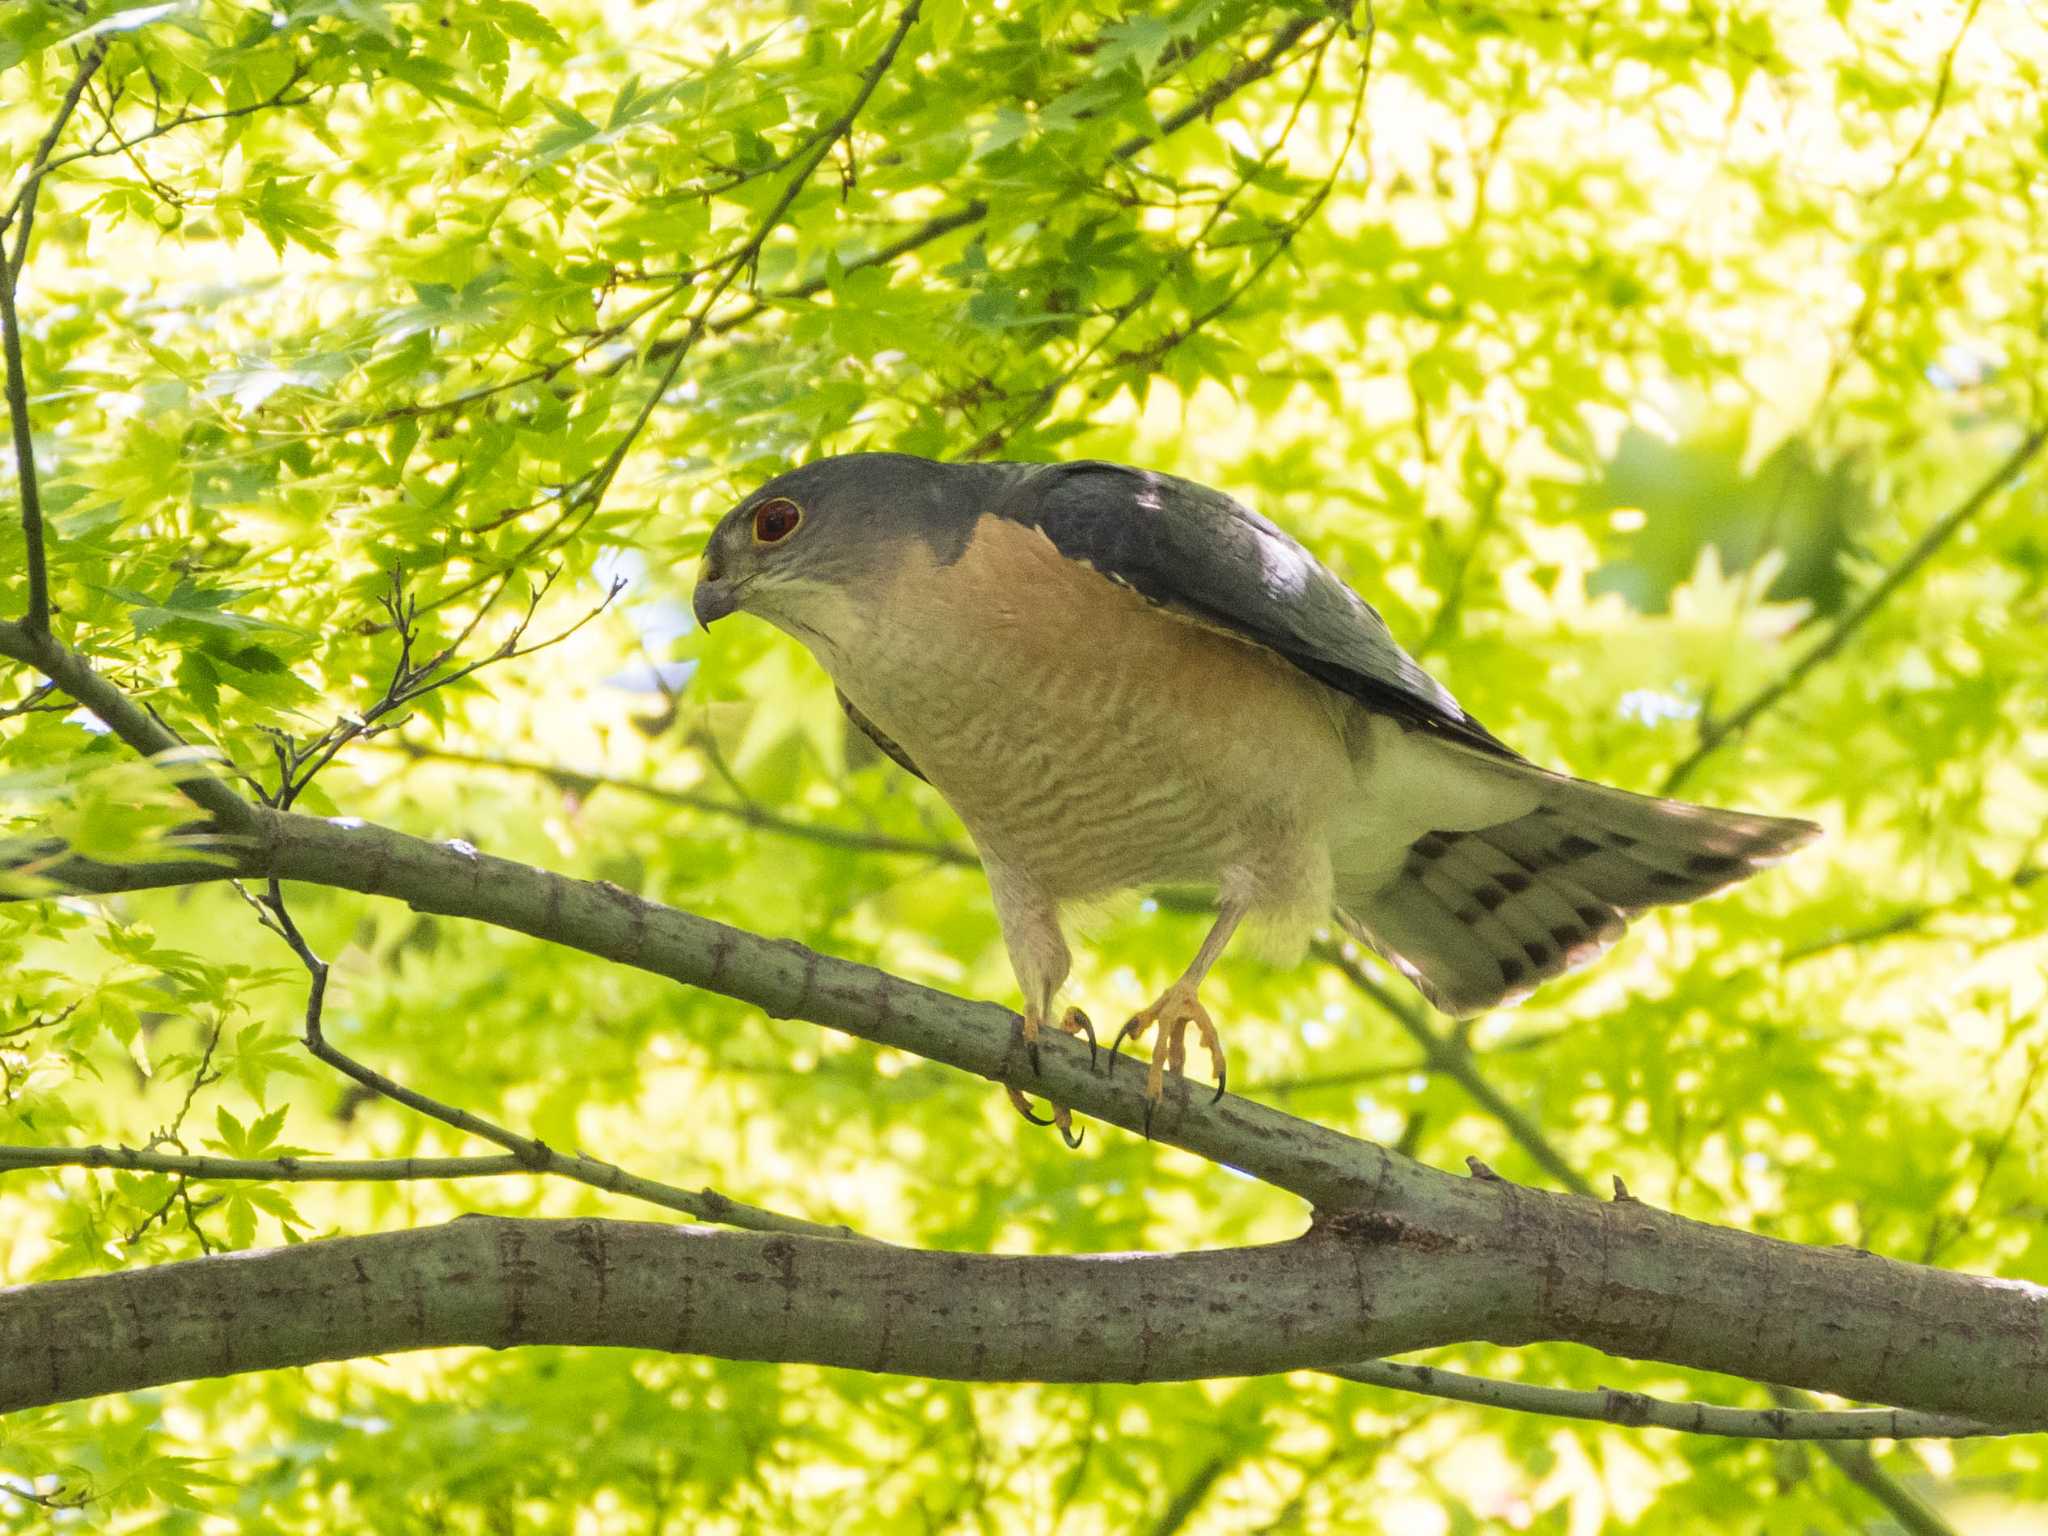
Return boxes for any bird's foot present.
[1018,1005,1098,1076]
[1110,982,1226,1136]
[1005,1007,1096,1149]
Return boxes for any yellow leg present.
[1109,898,1245,1132]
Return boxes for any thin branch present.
[1811,1409,1966,1536]
[1112,12,1323,161]
[1,273,51,638]
[1782,864,2041,965]
[385,741,978,864]
[3,42,117,640]
[417,0,925,619]
[0,677,59,719]
[0,1141,859,1239]
[1,41,111,280]
[1325,1359,2007,1441]
[1145,1450,1237,1536]
[1663,423,2048,793]
[3,66,318,234]
[233,878,861,1242]
[647,10,1330,368]
[960,20,1344,459]
[1875,0,1986,198]
[273,565,625,809]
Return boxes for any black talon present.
[1108,1014,1144,1077]
[1070,1008,1099,1071]
[1013,1096,1056,1127]
[1141,1095,1156,1141]
[1212,1051,1226,1104]
[1028,1036,1042,1076]
[1058,1119,1084,1150]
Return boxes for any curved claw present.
[1005,1085,1056,1126]
[1057,1115,1084,1150]
[1212,1047,1227,1103]
[1064,1006,1099,1071]
[1107,1012,1147,1078]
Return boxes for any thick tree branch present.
[0,1214,2037,1428]
[0,1219,1413,1412]
[0,622,258,832]
[6,796,2046,1423]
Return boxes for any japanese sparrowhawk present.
[693,454,1817,1136]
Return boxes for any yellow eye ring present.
[752,497,803,544]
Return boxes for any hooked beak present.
[693,547,742,628]
[693,576,738,629]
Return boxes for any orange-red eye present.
[752,497,802,544]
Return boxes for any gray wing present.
[990,460,1517,758]
[837,689,927,781]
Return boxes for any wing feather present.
[990,461,1516,757]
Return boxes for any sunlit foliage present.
[3,0,2045,1529]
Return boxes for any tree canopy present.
[2,0,2045,1530]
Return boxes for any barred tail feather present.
[1338,756,1818,1018]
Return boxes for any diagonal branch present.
[1663,423,2048,794]
[1,42,111,281]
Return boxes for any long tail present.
[1338,761,1818,1018]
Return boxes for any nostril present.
[699,551,723,585]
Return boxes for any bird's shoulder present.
[979,459,1518,758]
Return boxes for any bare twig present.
[269,565,625,809]
[1783,864,2041,965]
[234,879,862,1243]
[0,678,60,719]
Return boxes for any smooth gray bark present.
[6,799,2047,1424]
